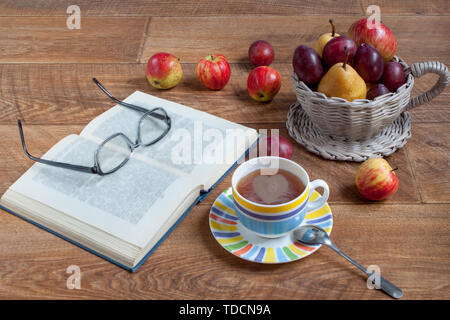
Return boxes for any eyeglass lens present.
[96,134,133,174]
[139,109,169,146]
[96,109,169,174]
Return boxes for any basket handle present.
[405,61,449,111]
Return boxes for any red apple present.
[258,134,293,159]
[196,54,231,90]
[355,158,399,201]
[146,52,183,89]
[248,40,274,67]
[347,18,397,62]
[247,66,281,102]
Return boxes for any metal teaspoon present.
[293,225,403,299]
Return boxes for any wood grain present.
[0,15,445,65]
[406,123,450,203]
[0,125,84,197]
[0,63,448,125]
[0,64,149,124]
[0,63,296,125]
[141,15,450,64]
[0,17,148,63]
[0,0,448,16]
[0,203,449,299]
[0,0,448,300]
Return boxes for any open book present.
[0,91,258,271]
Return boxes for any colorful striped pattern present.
[232,197,308,221]
[209,188,333,264]
[232,186,309,214]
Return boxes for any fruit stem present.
[329,19,335,37]
[342,46,348,71]
[391,167,399,172]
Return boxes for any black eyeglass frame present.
[18,78,171,175]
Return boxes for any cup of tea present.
[231,156,329,238]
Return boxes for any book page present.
[6,91,258,248]
[9,134,196,247]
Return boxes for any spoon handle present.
[327,243,403,299]
[327,243,367,273]
[378,275,404,299]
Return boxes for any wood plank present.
[0,63,297,125]
[201,124,422,205]
[0,17,148,63]
[0,0,448,16]
[0,125,84,197]
[0,63,448,125]
[0,123,422,204]
[0,3,447,302]
[406,123,450,203]
[0,64,152,125]
[141,15,450,65]
[0,203,448,299]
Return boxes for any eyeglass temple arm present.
[17,120,98,174]
[92,78,168,122]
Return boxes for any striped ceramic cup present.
[231,156,329,238]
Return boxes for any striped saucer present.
[209,187,333,264]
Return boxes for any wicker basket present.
[291,57,449,141]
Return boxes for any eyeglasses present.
[18,78,171,175]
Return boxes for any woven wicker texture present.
[292,57,449,141]
[288,57,449,161]
[286,102,411,162]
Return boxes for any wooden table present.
[0,1,449,300]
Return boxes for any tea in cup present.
[231,156,329,238]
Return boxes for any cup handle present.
[405,61,449,111]
[306,179,329,212]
